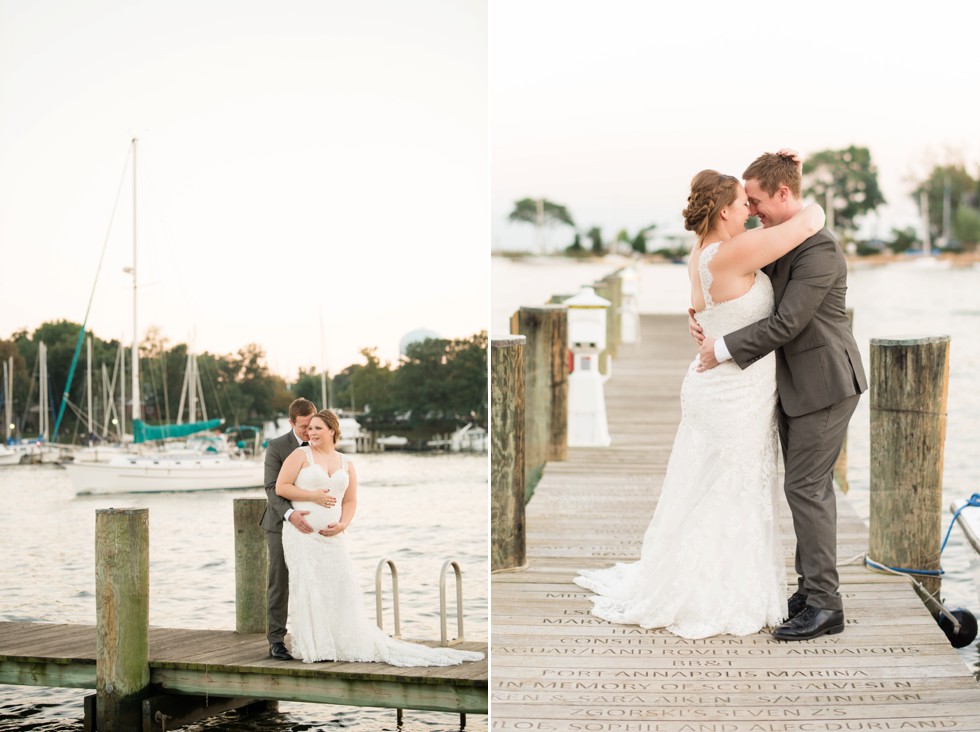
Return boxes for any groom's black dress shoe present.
[787,592,809,619]
[269,642,294,660]
[772,606,844,641]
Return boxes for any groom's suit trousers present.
[778,393,859,611]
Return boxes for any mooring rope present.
[839,552,960,633]
[942,493,980,553]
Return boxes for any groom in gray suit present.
[695,151,868,641]
[261,397,323,659]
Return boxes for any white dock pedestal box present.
[565,287,611,447]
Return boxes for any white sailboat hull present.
[0,449,20,466]
[64,454,264,494]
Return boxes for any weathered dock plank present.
[0,622,487,714]
[490,313,980,730]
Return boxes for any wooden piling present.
[868,335,950,601]
[491,336,526,572]
[594,273,622,360]
[95,508,149,731]
[515,306,568,494]
[234,498,268,635]
[546,309,568,463]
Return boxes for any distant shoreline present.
[492,250,980,268]
[842,251,980,268]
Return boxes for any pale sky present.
[0,0,488,379]
[490,1,980,252]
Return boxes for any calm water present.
[494,253,980,670]
[0,452,488,731]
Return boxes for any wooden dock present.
[0,496,486,728]
[491,313,980,730]
[0,622,487,715]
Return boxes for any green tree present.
[200,343,284,426]
[803,146,885,235]
[565,231,585,255]
[955,206,980,249]
[333,348,396,414]
[587,226,604,255]
[509,198,576,251]
[887,226,919,254]
[630,224,656,255]
[382,332,487,442]
[403,331,486,425]
[291,366,325,405]
[911,163,978,245]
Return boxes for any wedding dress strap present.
[301,445,314,466]
[698,241,722,308]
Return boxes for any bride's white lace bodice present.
[292,447,348,532]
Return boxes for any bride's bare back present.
[688,242,757,312]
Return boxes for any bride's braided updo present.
[682,170,740,241]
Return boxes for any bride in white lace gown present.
[574,162,825,638]
[276,410,484,666]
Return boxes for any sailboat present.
[5,342,68,464]
[62,139,264,495]
[0,446,19,466]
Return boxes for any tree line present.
[509,146,980,255]
[0,321,487,445]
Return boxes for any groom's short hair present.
[743,153,801,198]
[288,398,317,423]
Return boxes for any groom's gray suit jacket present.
[725,227,867,415]
[261,430,301,532]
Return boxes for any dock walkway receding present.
[491,313,980,730]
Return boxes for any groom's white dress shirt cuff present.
[714,337,733,363]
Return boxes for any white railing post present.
[374,558,401,638]
[440,559,464,647]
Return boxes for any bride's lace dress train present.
[574,243,786,638]
[282,447,484,666]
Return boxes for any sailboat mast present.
[4,358,12,442]
[189,354,198,423]
[120,344,126,440]
[87,335,93,435]
[39,342,48,442]
[131,137,141,425]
